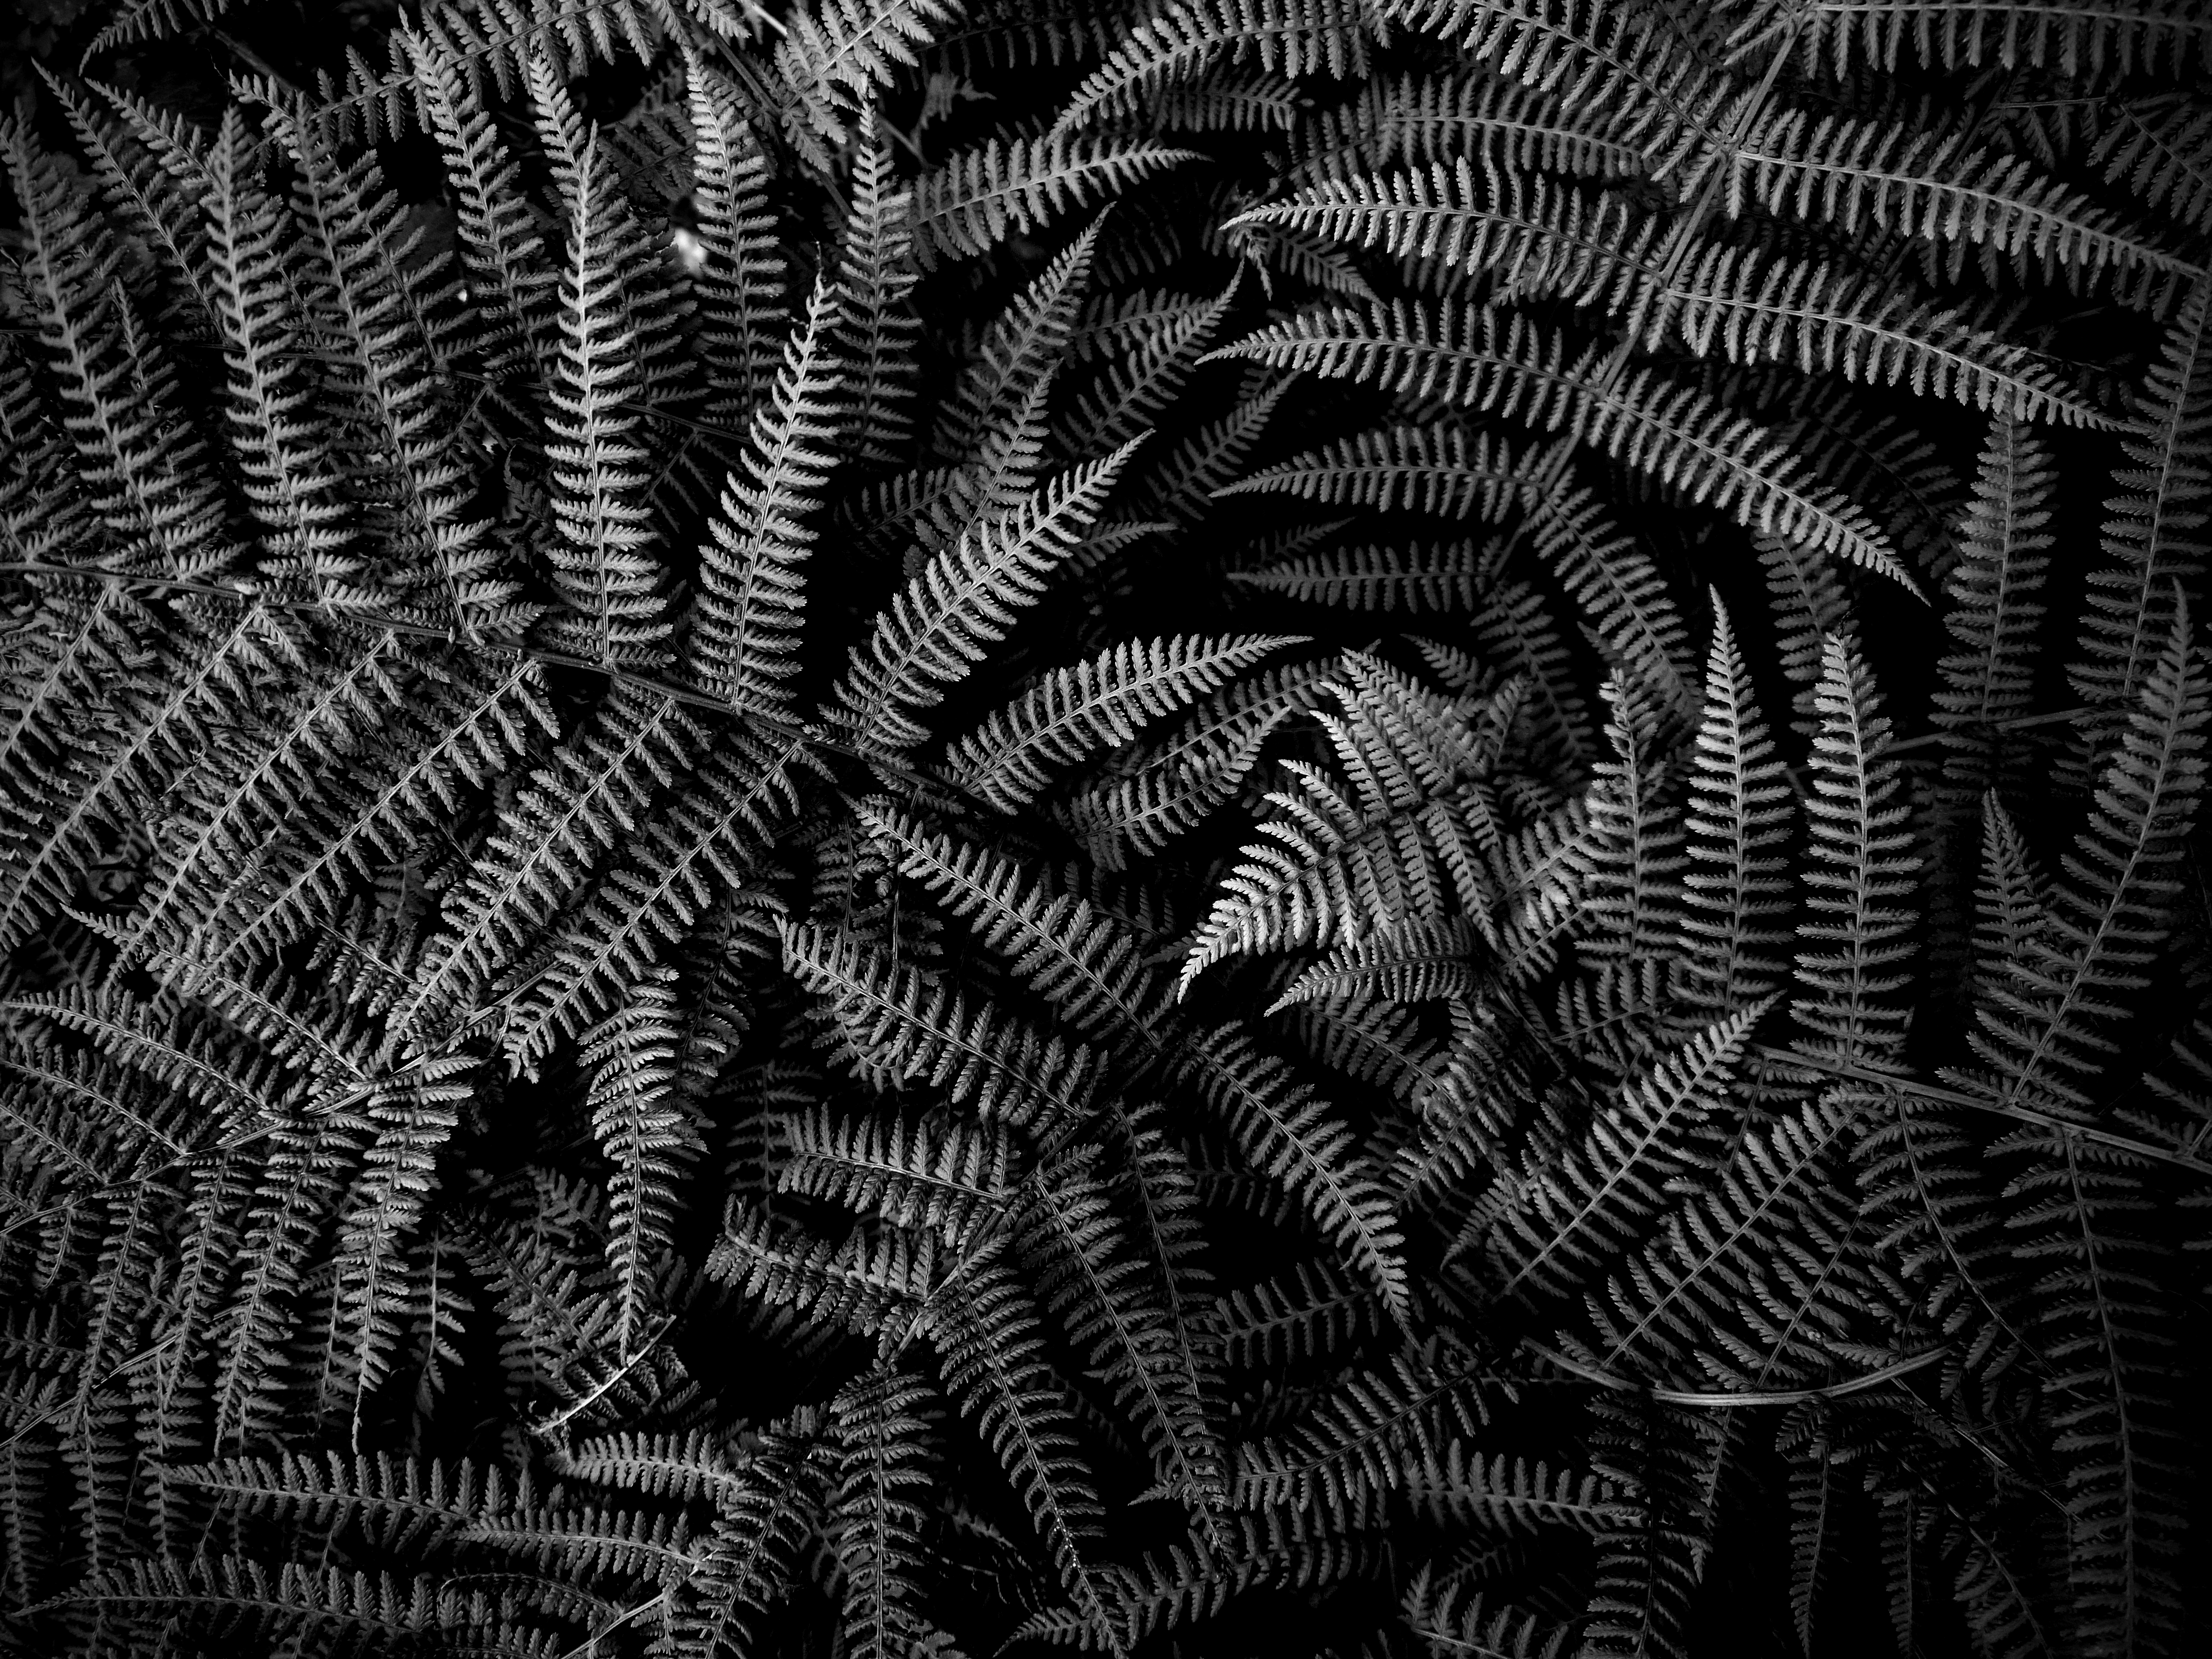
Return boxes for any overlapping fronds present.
[4,6,2208,1658]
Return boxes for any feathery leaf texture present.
[2,7,2208,1659]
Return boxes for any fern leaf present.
[945,635,1304,812]
[1213,304,1917,590]
[1402,1575,1575,1659]
[859,803,1173,1038]
[1936,414,2056,803]
[1216,421,1534,521]
[773,0,967,170]
[581,973,699,1357]
[1791,634,1921,1067]
[826,441,1143,755]
[500,734,808,1072]
[828,1366,942,1659]
[2072,276,2212,718]
[542,121,675,664]
[1055,0,1370,133]
[688,279,843,717]
[913,134,1201,267]
[1028,1153,1229,1512]
[1675,601,1796,1018]
[386,686,701,1048]
[1713,107,2197,305]
[781,918,1103,1134]
[1475,1005,1758,1306]
[777,1106,1018,1245]
[1749,1,2210,79]
[1173,1029,1411,1322]
[933,1253,1121,1646]
[1968,597,2208,1114]
[686,61,787,422]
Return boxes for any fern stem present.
[1523,1340,1948,1407]
[1754,1046,2212,1178]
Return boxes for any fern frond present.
[945,635,1303,812]
[778,1106,1018,1245]
[1290,69,1644,186]
[542,120,675,664]
[2095,92,2212,235]
[686,60,787,422]
[1230,538,1491,611]
[1054,0,1372,134]
[913,134,1201,267]
[1662,243,2108,427]
[932,1253,1120,1645]
[1404,1443,1638,1535]
[385,686,700,1048]
[859,803,1174,1039]
[1935,415,2055,802]
[708,1207,937,1339]
[499,733,808,1072]
[1791,634,1921,1066]
[935,217,1104,462]
[1404,1575,1576,1659]
[1711,106,2198,305]
[1968,597,2208,1114]
[1674,601,1795,1018]
[168,1450,512,1553]
[780,918,1104,1134]
[403,23,560,385]
[1746,1,2210,79]
[688,279,843,718]
[2072,276,2211,717]
[773,0,967,170]
[1571,1088,1873,1391]
[580,973,699,1356]
[1215,422,1534,521]
[1173,1029,1411,1322]
[826,441,1144,755]
[1213,304,1916,589]
[1055,658,1340,869]
[831,118,924,461]
[827,1365,942,1659]
[1267,915,1481,1013]
[1474,1005,1758,1305]
[1027,1153,1228,1512]
[1,113,234,579]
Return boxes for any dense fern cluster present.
[1,1,2209,1655]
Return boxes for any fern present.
[4,6,2209,1657]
